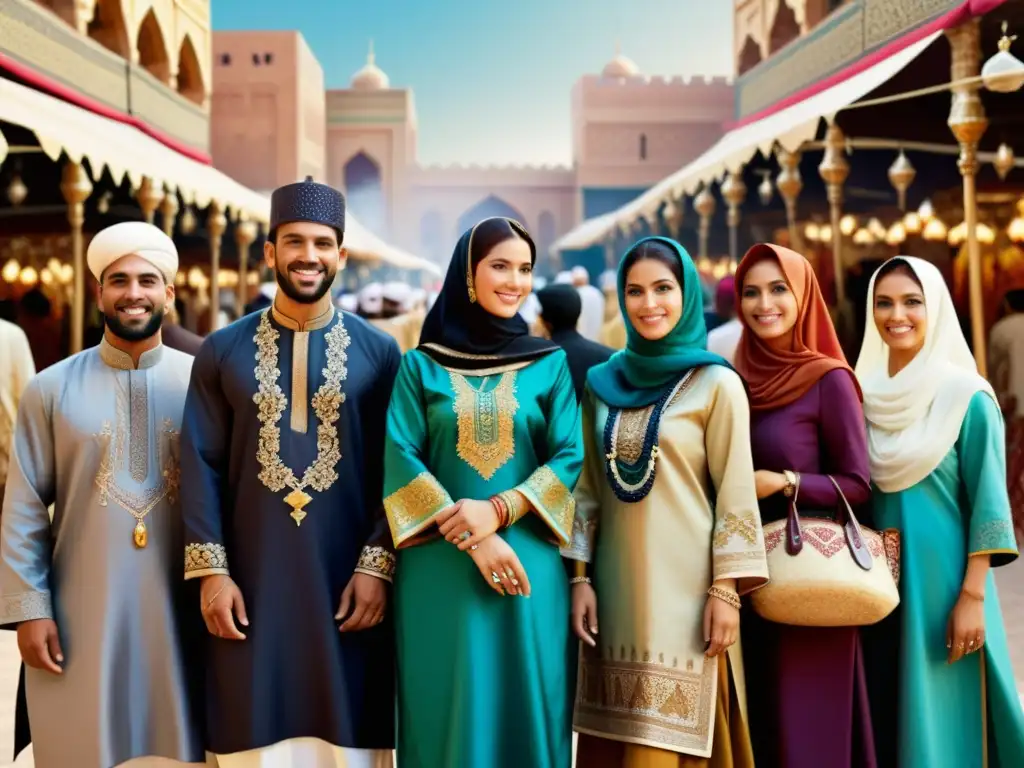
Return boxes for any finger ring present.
[491,572,501,583]
[511,578,519,586]
[958,642,965,650]
[459,531,472,542]
[504,568,514,579]
[470,544,478,551]
[968,639,975,647]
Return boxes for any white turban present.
[571,265,590,281]
[87,222,178,283]
[337,294,358,312]
[359,283,384,314]
[600,269,617,292]
[554,271,573,285]
[382,281,411,304]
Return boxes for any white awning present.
[0,77,440,275]
[0,76,271,224]
[554,30,941,251]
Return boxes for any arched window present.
[455,196,527,237]
[87,0,130,59]
[344,152,386,234]
[177,35,205,106]
[136,8,171,83]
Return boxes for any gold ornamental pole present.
[694,185,716,259]
[947,19,989,376]
[235,218,257,316]
[818,123,850,306]
[159,186,179,238]
[207,201,227,331]
[136,177,162,225]
[721,169,747,263]
[776,149,803,250]
[60,161,93,354]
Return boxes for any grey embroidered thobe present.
[0,339,206,768]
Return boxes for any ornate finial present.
[999,21,1017,53]
[367,39,375,65]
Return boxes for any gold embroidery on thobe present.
[354,546,397,582]
[515,465,575,545]
[384,472,453,545]
[184,542,229,578]
[615,406,656,464]
[253,310,349,526]
[575,651,717,753]
[450,371,518,480]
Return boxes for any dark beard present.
[276,262,336,304]
[103,306,165,342]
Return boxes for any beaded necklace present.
[602,370,695,503]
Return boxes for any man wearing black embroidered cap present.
[179,176,401,767]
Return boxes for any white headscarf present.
[855,256,994,492]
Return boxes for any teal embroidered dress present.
[870,391,1024,767]
[384,347,582,768]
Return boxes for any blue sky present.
[212,0,734,166]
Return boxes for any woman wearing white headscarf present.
[856,256,1024,768]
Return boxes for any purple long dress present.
[743,368,877,768]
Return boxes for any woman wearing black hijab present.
[382,217,583,768]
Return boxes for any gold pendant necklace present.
[253,310,350,525]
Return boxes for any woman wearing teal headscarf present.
[565,237,768,767]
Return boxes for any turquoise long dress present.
[383,348,583,768]
[870,391,1024,767]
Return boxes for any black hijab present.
[418,217,559,371]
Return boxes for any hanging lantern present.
[803,222,820,242]
[693,185,716,219]
[1008,199,1024,242]
[853,228,876,246]
[885,222,907,246]
[819,224,833,243]
[903,211,923,235]
[19,266,38,287]
[982,22,1024,93]
[867,218,887,239]
[1,259,20,283]
[922,217,948,242]
[757,171,774,206]
[6,174,27,207]
[888,150,916,211]
[839,214,858,236]
[994,143,1015,180]
[180,206,197,235]
[918,199,935,221]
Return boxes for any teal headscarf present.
[586,237,733,408]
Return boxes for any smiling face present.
[873,264,927,358]
[740,258,799,346]
[98,254,172,342]
[265,221,345,304]
[623,256,683,341]
[473,236,533,319]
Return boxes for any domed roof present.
[351,41,390,91]
[602,43,640,79]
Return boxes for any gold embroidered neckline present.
[449,371,518,480]
[253,309,350,525]
[271,300,335,332]
[98,338,164,370]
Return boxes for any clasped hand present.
[437,498,530,597]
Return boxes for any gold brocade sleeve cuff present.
[184,542,229,581]
[514,465,575,547]
[385,472,454,548]
[354,546,396,583]
[712,510,769,595]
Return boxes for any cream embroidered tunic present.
[565,364,768,758]
[0,340,204,768]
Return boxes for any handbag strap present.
[826,475,874,572]
[784,472,803,556]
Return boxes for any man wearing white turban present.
[571,265,605,342]
[0,221,206,767]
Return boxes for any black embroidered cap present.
[269,176,346,238]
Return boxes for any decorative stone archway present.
[87,0,130,59]
[768,1,801,55]
[136,8,170,83]
[456,196,527,237]
[737,35,763,75]
[176,34,205,105]
[344,152,386,234]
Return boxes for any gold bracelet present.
[782,470,797,498]
[570,576,591,585]
[961,587,985,602]
[707,585,741,610]
[204,585,226,611]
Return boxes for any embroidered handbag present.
[750,475,901,627]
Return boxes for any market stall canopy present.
[554,30,941,252]
[345,214,441,275]
[0,75,270,224]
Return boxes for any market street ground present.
[0,557,1020,766]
